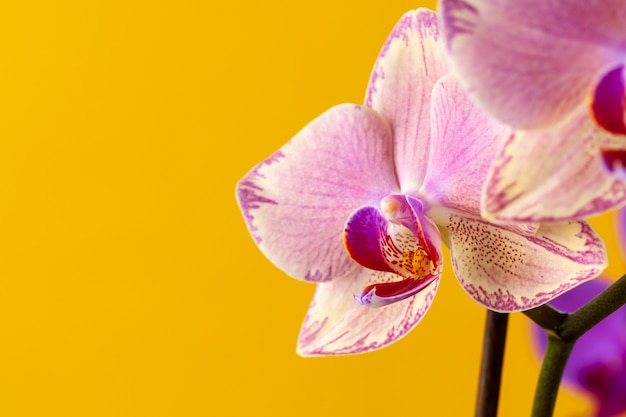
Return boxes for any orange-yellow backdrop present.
[0,1,623,416]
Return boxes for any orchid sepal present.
[481,106,626,223]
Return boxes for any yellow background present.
[0,1,623,416]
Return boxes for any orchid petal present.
[483,106,626,222]
[583,360,626,417]
[422,74,538,235]
[422,74,507,214]
[531,278,626,417]
[439,0,624,130]
[366,8,449,191]
[236,104,398,282]
[297,268,439,356]
[444,214,607,312]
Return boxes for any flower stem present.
[530,335,574,417]
[520,303,567,332]
[524,274,626,417]
[475,310,509,417]
[560,274,626,341]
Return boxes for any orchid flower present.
[439,0,626,222]
[531,278,626,417]
[236,9,607,356]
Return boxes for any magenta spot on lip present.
[600,149,626,180]
[592,65,626,135]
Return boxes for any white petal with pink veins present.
[366,8,450,191]
[443,213,606,312]
[297,268,439,356]
[422,74,508,214]
[236,104,399,282]
[483,105,626,222]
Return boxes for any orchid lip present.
[343,194,443,308]
[355,273,439,308]
[591,65,626,135]
[600,149,626,180]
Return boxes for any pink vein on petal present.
[440,0,479,45]
[299,281,438,355]
[446,214,605,312]
[365,10,440,108]
[236,151,284,243]
[524,221,605,266]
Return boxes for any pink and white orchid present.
[439,0,626,222]
[236,9,607,356]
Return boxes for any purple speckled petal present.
[422,74,508,215]
[297,268,439,356]
[366,8,449,191]
[482,105,626,222]
[592,65,626,135]
[444,214,607,312]
[236,104,398,282]
[439,0,625,130]
[531,278,626,417]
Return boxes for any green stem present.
[524,274,626,417]
[530,335,574,417]
[475,310,509,417]
[522,303,567,333]
[559,274,626,341]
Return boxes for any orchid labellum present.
[236,9,607,356]
[439,0,626,222]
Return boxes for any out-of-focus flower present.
[438,0,626,222]
[531,278,626,417]
[236,9,607,356]
[617,207,626,258]
[438,0,626,134]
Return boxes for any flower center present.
[402,248,432,277]
[342,194,442,307]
